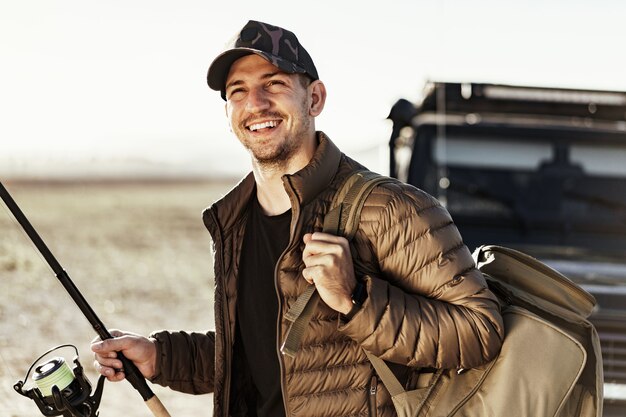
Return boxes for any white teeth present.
[249,120,278,131]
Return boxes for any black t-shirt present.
[235,196,291,417]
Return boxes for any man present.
[92,20,504,417]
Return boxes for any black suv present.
[388,82,626,415]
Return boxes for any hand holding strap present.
[281,171,393,357]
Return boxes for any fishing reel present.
[14,344,105,417]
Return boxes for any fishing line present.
[18,344,82,393]
[14,344,106,417]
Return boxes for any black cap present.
[207,20,319,100]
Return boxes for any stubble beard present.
[237,106,311,171]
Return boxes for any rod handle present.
[145,395,172,417]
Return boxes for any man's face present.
[224,54,313,168]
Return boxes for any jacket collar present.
[204,131,342,236]
[282,131,342,207]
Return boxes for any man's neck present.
[252,155,304,216]
[254,172,291,216]
[252,133,317,216]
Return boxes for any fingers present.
[302,233,351,273]
[302,233,349,262]
[301,232,356,314]
[91,330,136,382]
[303,232,348,247]
[91,334,132,356]
[93,358,126,381]
[92,338,124,381]
[91,330,157,381]
[302,264,322,284]
[90,329,127,345]
[92,349,125,382]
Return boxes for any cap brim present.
[207,49,257,91]
[207,48,308,99]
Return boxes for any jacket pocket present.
[368,375,378,417]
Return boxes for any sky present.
[1,0,626,179]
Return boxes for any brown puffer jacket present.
[150,132,504,417]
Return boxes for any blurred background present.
[2,0,626,416]
[2,0,626,180]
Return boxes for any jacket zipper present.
[368,375,378,417]
[274,259,289,417]
[275,177,302,417]
[208,209,232,417]
[221,269,233,417]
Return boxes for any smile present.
[247,120,280,132]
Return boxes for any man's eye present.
[267,80,285,88]
[227,88,245,100]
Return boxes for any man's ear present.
[308,80,327,117]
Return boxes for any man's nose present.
[245,87,270,113]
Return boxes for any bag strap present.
[364,351,405,396]
[281,170,392,357]
[282,170,417,411]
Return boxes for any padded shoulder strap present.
[323,170,391,239]
[281,170,392,357]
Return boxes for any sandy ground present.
[0,180,235,417]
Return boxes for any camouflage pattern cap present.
[207,20,319,100]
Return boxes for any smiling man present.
[92,20,504,417]
[221,54,323,215]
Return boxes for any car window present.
[433,136,553,170]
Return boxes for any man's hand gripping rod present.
[0,182,171,417]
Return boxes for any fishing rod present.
[0,181,171,417]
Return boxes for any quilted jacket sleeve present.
[148,330,215,394]
[339,181,504,369]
